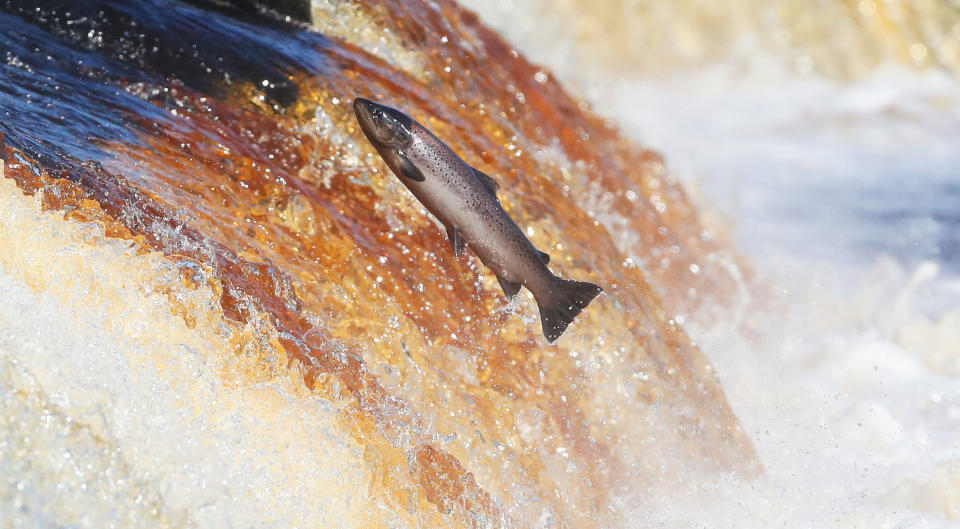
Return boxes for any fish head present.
[353,98,414,150]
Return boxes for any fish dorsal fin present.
[446,225,465,257]
[537,251,550,264]
[496,274,522,300]
[397,153,425,182]
[472,167,500,197]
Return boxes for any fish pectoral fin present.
[446,225,466,257]
[397,154,426,182]
[496,274,522,300]
[472,167,500,197]
[537,251,550,264]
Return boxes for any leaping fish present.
[353,98,602,342]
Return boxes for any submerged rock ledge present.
[0,1,757,527]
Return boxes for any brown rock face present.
[0,1,757,527]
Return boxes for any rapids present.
[0,1,754,528]
[2,1,957,528]
[463,0,960,527]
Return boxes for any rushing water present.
[1,0,958,528]
[464,0,960,527]
[0,2,756,528]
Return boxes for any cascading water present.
[0,1,755,528]
[462,0,960,526]
[0,0,957,527]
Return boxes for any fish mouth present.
[353,97,378,132]
[353,97,413,149]
[353,97,375,117]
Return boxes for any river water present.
[0,1,958,527]
[463,1,960,527]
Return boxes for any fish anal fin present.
[497,274,522,300]
[472,167,500,197]
[398,154,425,182]
[446,225,465,257]
[537,251,550,264]
[537,279,603,343]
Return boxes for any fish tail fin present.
[536,278,603,343]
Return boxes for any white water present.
[462,2,960,527]
[0,176,375,528]
[0,3,957,527]
[635,71,960,528]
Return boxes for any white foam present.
[0,173,378,528]
[611,69,960,528]
[460,2,960,527]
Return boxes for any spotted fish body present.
[353,98,602,342]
